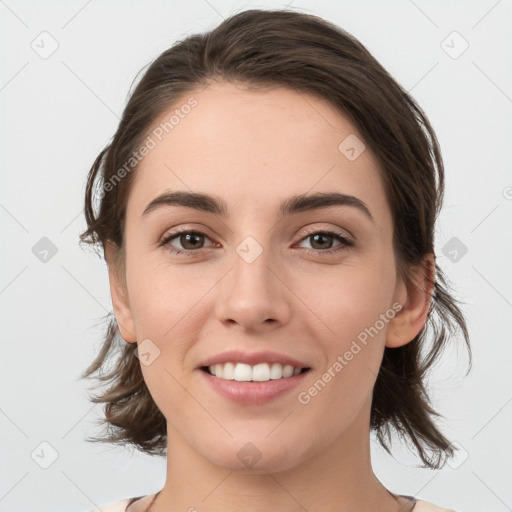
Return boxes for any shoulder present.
[414,498,460,512]
[82,498,134,512]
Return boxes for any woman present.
[80,8,471,512]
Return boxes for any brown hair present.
[80,8,472,468]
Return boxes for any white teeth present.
[252,363,270,381]
[214,364,223,378]
[221,362,235,379]
[269,363,283,379]
[234,363,252,381]
[207,362,304,381]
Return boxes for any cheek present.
[127,240,397,355]
[126,255,207,339]
[129,264,204,412]
[293,262,395,424]
[294,254,397,353]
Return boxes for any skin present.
[107,81,435,512]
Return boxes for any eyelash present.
[159,228,354,257]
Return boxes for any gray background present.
[1,1,511,511]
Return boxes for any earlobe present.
[105,242,137,344]
[386,254,435,349]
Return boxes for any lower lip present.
[199,368,311,405]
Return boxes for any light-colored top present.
[85,494,460,512]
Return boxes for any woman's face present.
[111,81,413,473]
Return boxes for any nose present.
[214,238,291,332]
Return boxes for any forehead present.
[127,81,390,226]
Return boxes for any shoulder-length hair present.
[80,8,472,469]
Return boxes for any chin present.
[202,436,307,474]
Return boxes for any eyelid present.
[159,222,353,243]
[295,224,354,243]
[159,223,355,257]
[158,223,215,244]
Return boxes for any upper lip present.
[198,350,310,369]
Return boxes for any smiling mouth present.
[201,362,310,382]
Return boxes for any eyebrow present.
[142,190,374,222]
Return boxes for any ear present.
[105,241,137,343]
[386,254,435,348]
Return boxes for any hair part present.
[80,8,472,467]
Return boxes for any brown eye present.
[177,232,205,250]
[160,230,215,255]
[308,233,336,250]
[296,230,354,255]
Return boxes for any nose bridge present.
[216,233,290,328]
